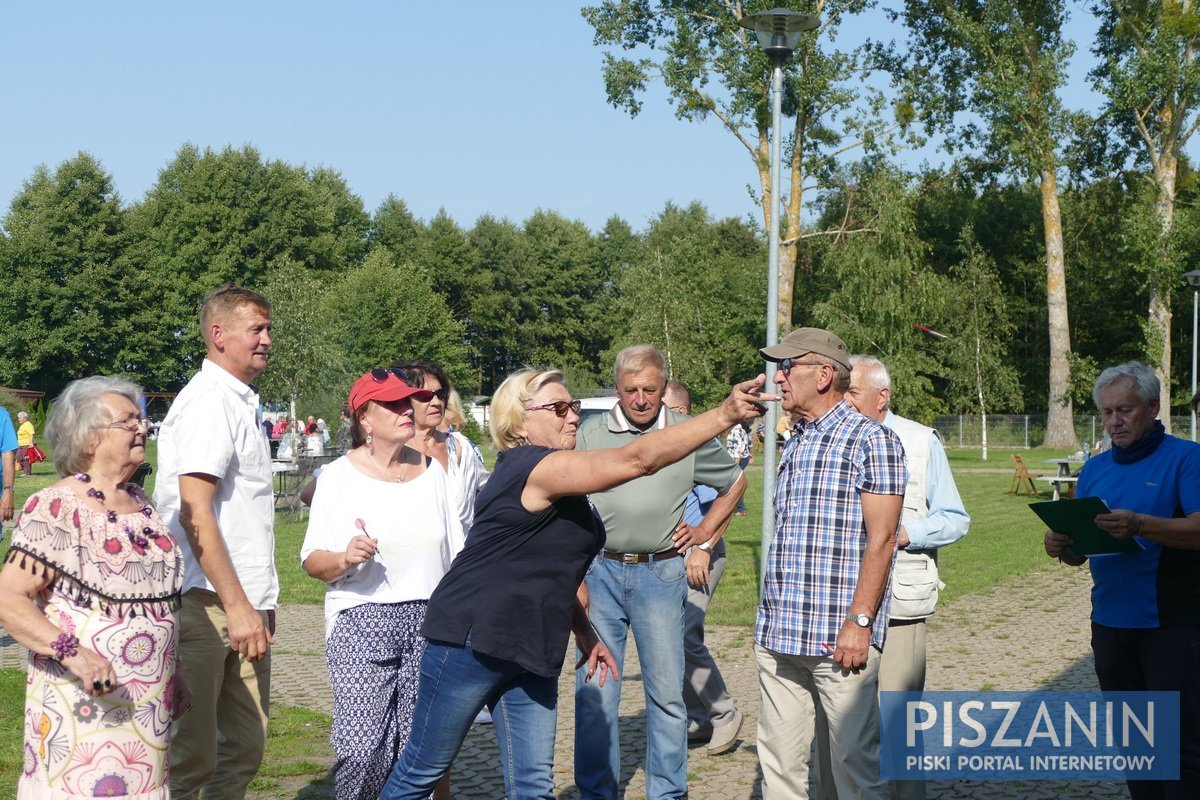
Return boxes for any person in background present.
[301,368,460,800]
[841,354,970,800]
[261,415,274,442]
[663,380,744,756]
[379,368,773,800]
[725,418,751,516]
[0,409,15,534]
[1045,362,1200,799]
[158,284,278,800]
[17,410,35,477]
[0,376,187,796]
[442,388,484,463]
[392,360,488,536]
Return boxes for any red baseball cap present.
[348,369,435,413]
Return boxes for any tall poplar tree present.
[899,0,1079,445]
[583,0,912,331]
[1090,0,1200,420]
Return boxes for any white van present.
[577,395,618,427]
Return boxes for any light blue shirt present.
[883,411,969,550]
[682,485,719,527]
[0,409,16,486]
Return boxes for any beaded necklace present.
[74,472,155,550]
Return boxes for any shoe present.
[687,720,712,745]
[706,709,743,754]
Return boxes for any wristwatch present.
[848,613,874,628]
[698,541,713,553]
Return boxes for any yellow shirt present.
[17,421,34,447]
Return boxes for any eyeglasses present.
[525,400,582,417]
[778,358,826,375]
[414,385,451,403]
[104,417,150,432]
[370,367,411,384]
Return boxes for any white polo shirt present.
[155,358,278,609]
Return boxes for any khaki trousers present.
[170,588,271,800]
[756,644,888,800]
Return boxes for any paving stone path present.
[1,563,1130,798]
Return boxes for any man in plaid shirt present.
[756,328,907,800]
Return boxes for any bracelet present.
[2,485,12,491]
[51,633,79,661]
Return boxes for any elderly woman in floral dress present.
[0,376,187,798]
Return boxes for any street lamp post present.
[1185,269,1200,441]
[738,8,819,589]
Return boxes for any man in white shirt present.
[158,284,277,800]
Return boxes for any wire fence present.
[932,414,1196,450]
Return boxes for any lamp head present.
[739,8,820,63]
[1186,269,1200,288]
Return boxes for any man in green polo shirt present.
[573,344,747,800]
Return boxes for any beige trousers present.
[756,644,888,800]
[170,588,272,800]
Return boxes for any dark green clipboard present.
[1029,496,1144,556]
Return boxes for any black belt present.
[601,548,682,564]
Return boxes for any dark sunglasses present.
[526,399,582,417]
[778,357,825,375]
[370,367,411,384]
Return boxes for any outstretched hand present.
[721,375,779,425]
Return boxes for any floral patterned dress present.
[5,485,183,799]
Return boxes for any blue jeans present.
[378,639,559,800]
[575,554,688,799]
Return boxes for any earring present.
[366,433,373,445]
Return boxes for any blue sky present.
[0,1,1163,233]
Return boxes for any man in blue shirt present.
[757,328,907,800]
[0,408,17,535]
[1046,362,1200,800]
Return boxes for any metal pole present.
[1192,288,1197,441]
[760,58,784,593]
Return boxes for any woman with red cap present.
[300,368,463,800]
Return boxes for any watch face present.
[854,614,872,627]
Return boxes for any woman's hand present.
[171,669,193,720]
[344,534,378,567]
[62,647,118,698]
[575,625,621,688]
[720,375,779,427]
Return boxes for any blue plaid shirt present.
[755,400,908,656]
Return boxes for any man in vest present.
[845,354,970,800]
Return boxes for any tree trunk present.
[1040,168,1076,447]
[1150,149,1178,430]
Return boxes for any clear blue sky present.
[0,1,1156,233]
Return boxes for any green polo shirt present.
[577,405,740,553]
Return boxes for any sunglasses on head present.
[370,367,411,384]
[526,399,582,417]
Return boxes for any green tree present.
[802,164,948,420]
[583,0,915,332]
[1090,0,1200,420]
[899,0,1079,444]
[256,261,354,412]
[369,195,427,264]
[123,144,369,389]
[613,202,766,407]
[942,226,1023,458]
[0,153,129,395]
[323,249,469,385]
